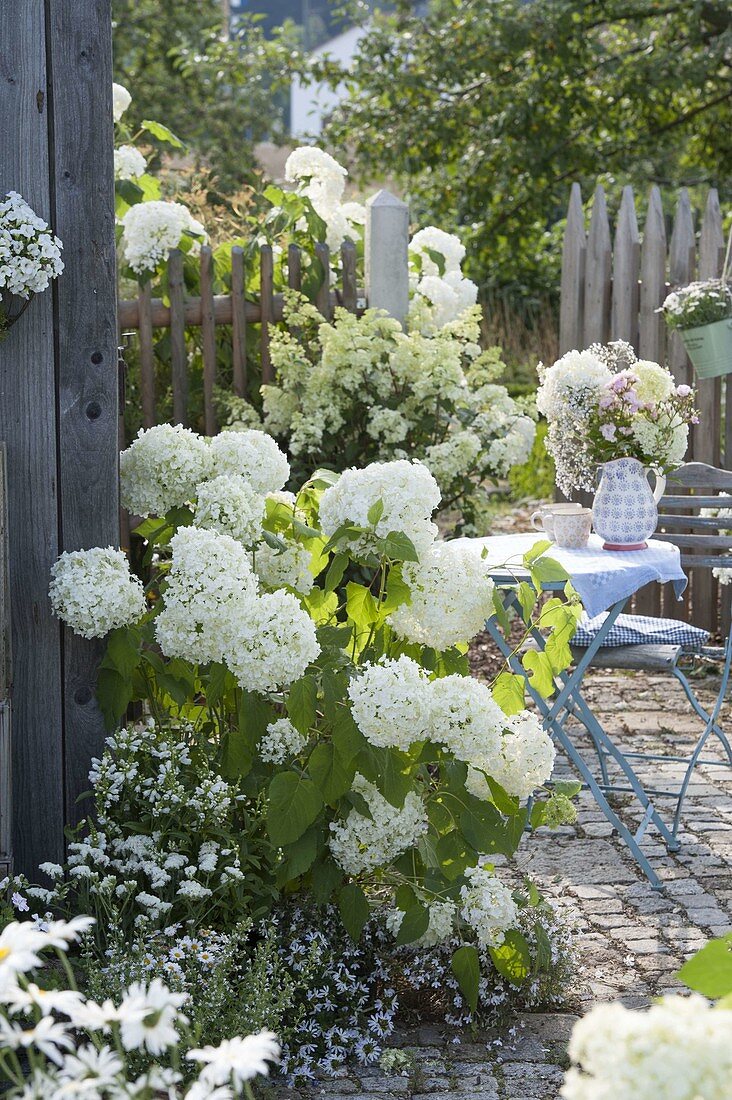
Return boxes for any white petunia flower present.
[49,548,146,639]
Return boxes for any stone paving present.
[291,667,732,1100]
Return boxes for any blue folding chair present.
[569,461,732,848]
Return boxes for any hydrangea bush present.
[48,427,581,1012]
[537,341,698,496]
[262,295,535,528]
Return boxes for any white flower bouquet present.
[537,342,698,496]
[660,279,732,332]
[0,191,63,332]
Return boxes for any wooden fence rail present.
[560,182,729,634]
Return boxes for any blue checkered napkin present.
[573,612,710,649]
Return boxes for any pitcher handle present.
[649,469,666,504]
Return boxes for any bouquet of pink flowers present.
[537,342,698,496]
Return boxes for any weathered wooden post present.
[365,190,410,327]
[0,2,119,874]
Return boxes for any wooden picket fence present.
[560,183,729,633]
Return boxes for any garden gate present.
[560,183,729,634]
[0,2,119,875]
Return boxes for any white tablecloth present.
[455,533,687,618]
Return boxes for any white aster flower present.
[459,866,518,949]
[0,922,48,991]
[120,424,212,516]
[57,1044,123,1090]
[193,474,265,547]
[112,82,131,122]
[118,978,188,1055]
[347,656,433,750]
[188,1029,280,1087]
[390,541,495,649]
[1,983,85,1018]
[49,548,146,639]
[0,1015,74,1066]
[208,430,290,495]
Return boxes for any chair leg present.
[671,667,732,764]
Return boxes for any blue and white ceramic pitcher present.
[592,457,666,550]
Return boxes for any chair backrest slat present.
[654,533,732,551]
[657,514,730,531]
[657,461,732,572]
[665,461,732,490]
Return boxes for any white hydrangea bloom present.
[119,200,206,276]
[485,415,536,477]
[423,431,482,495]
[631,417,688,470]
[347,656,433,750]
[562,994,732,1100]
[112,82,132,122]
[253,542,314,594]
[113,145,146,181]
[466,711,555,801]
[154,527,259,665]
[429,675,505,769]
[0,192,64,299]
[409,227,466,276]
[328,775,428,875]
[413,271,478,330]
[386,899,457,948]
[259,718,308,764]
[459,866,518,949]
[319,460,440,559]
[366,407,410,445]
[120,425,211,517]
[630,360,676,404]
[49,548,146,639]
[221,589,320,694]
[193,474,265,547]
[536,350,612,421]
[284,146,349,250]
[208,430,290,495]
[390,542,495,649]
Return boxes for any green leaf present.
[206,662,231,708]
[516,581,536,625]
[530,555,569,585]
[521,649,556,697]
[310,859,342,905]
[267,772,323,847]
[381,530,419,562]
[533,922,554,974]
[105,628,141,680]
[338,882,370,941]
[395,900,430,946]
[435,831,472,880]
[491,588,511,633]
[678,937,732,998]
[367,498,385,525]
[95,667,133,729]
[141,119,184,147]
[523,539,552,565]
[115,179,144,206]
[279,825,320,882]
[554,780,582,799]
[346,582,378,630]
[490,930,531,983]
[492,671,525,715]
[382,568,411,613]
[460,800,523,858]
[309,742,354,803]
[287,675,318,735]
[451,945,480,1012]
[324,553,349,595]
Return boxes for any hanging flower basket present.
[680,316,732,379]
[0,191,64,336]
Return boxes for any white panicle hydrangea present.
[113,145,146,181]
[253,542,314,594]
[112,82,132,122]
[119,200,206,276]
[155,527,258,665]
[208,430,290,495]
[390,542,495,649]
[259,718,308,764]
[423,430,482,494]
[221,589,320,694]
[193,474,265,547]
[49,548,146,639]
[328,775,429,875]
[347,657,433,750]
[386,899,457,948]
[485,415,536,477]
[561,995,732,1100]
[319,460,440,559]
[536,350,612,421]
[409,227,466,277]
[467,711,555,801]
[429,675,505,769]
[459,866,518,949]
[0,192,64,299]
[120,425,211,516]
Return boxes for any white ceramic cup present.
[552,508,593,549]
[531,502,584,541]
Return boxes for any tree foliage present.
[315,0,732,297]
[112,0,298,190]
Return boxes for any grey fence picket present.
[583,185,612,347]
[559,183,586,354]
